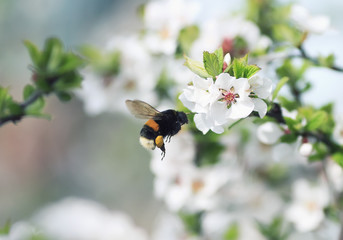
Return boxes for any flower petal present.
[257,122,284,144]
[194,113,210,134]
[228,99,254,119]
[252,98,267,118]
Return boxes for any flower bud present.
[299,142,313,157]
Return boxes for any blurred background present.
[0,0,343,233]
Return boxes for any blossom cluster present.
[180,71,272,134]
[70,0,343,239]
[3,0,343,240]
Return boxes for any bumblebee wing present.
[125,99,162,119]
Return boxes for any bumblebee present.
[126,99,188,159]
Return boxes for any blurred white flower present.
[190,17,271,61]
[33,197,148,240]
[0,222,38,240]
[298,142,313,157]
[290,4,330,34]
[202,211,265,240]
[257,122,284,145]
[151,211,199,240]
[76,35,159,115]
[154,162,231,212]
[285,179,330,232]
[326,160,343,192]
[151,130,195,181]
[143,0,200,55]
[333,116,343,145]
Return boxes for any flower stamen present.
[219,87,239,108]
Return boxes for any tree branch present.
[0,89,43,127]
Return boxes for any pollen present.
[192,180,205,194]
[220,87,239,107]
[155,135,164,148]
[305,201,318,212]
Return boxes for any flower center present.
[160,26,170,40]
[192,179,205,194]
[305,201,318,212]
[220,87,239,107]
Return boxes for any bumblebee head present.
[177,111,188,125]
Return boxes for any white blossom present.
[326,160,343,192]
[333,116,343,145]
[202,211,266,240]
[164,164,230,212]
[285,179,330,232]
[290,4,330,34]
[0,222,38,240]
[33,197,148,240]
[190,17,271,61]
[180,73,272,134]
[248,75,272,118]
[298,142,313,157]
[151,211,198,240]
[143,0,200,55]
[257,122,284,145]
[76,35,158,115]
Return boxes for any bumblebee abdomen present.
[140,121,160,150]
[139,136,156,150]
[144,119,159,132]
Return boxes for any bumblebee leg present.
[160,146,166,160]
[155,135,166,160]
[161,150,166,160]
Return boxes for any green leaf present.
[42,38,64,72]
[332,152,343,168]
[23,40,41,66]
[272,77,289,101]
[56,91,72,102]
[0,220,11,234]
[203,51,221,77]
[154,69,176,101]
[277,96,298,111]
[58,53,84,74]
[8,102,23,116]
[283,116,298,132]
[257,216,291,240]
[320,103,334,115]
[272,23,303,46]
[245,64,260,78]
[80,46,121,77]
[230,55,260,78]
[23,84,36,100]
[176,25,199,57]
[184,55,212,78]
[179,212,202,235]
[23,84,45,114]
[214,47,224,71]
[223,222,239,240]
[280,133,298,143]
[26,97,45,114]
[53,72,83,91]
[80,45,103,61]
[306,111,328,131]
[318,54,335,68]
[0,87,12,115]
[232,57,246,78]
